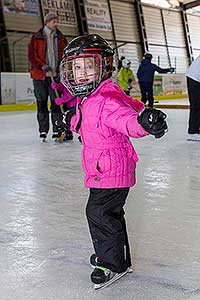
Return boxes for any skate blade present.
[54,132,66,143]
[187,139,200,142]
[41,138,47,143]
[93,270,129,290]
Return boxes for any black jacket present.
[137,59,171,83]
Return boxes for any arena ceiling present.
[180,0,200,9]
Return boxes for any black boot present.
[64,130,73,141]
[40,132,47,142]
[52,132,61,139]
[91,266,114,284]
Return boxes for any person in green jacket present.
[117,60,135,95]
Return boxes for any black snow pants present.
[33,78,62,134]
[86,188,131,273]
[139,81,154,107]
[187,77,200,134]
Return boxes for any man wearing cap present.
[28,13,68,141]
[117,59,135,95]
[137,53,175,107]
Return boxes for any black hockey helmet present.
[60,34,114,96]
[144,52,153,60]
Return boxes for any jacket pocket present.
[82,149,111,176]
[96,150,111,175]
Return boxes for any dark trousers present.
[33,78,62,133]
[187,77,200,134]
[86,188,131,273]
[139,81,154,107]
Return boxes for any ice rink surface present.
[0,109,200,300]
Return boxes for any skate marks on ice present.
[0,229,21,244]
[129,274,200,296]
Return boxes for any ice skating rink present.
[1,109,200,300]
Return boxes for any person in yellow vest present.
[117,60,135,95]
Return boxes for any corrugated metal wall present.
[187,13,200,59]
[111,0,141,72]
[143,5,189,73]
[163,10,188,73]
[4,14,42,32]
[142,6,169,67]
[3,0,200,73]
[3,10,42,72]
[111,0,139,42]
[6,32,32,72]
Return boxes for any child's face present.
[72,57,98,84]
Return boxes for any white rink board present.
[1,72,35,104]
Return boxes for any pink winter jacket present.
[70,79,149,188]
[51,82,78,107]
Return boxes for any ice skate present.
[40,132,47,142]
[90,254,133,273]
[91,266,130,290]
[63,130,73,141]
[52,132,65,143]
[187,133,200,142]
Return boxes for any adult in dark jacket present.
[137,53,174,107]
[28,13,68,141]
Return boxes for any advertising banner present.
[162,74,187,95]
[41,0,77,26]
[3,0,40,16]
[84,0,112,31]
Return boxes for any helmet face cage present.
[60,53,109,97]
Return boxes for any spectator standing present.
[28,13,68,141]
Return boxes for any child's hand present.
[137,108,168,138]
[55,97,65,105]
[51,82,58,90]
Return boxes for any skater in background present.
[51,80,81,141]
[117,55,125,71]
[137,53,175,107]
[185,56,200,141]
[57,34,167,289]
[28,13,68,141]
[117,59,135,95]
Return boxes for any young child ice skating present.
[57,34,168,289]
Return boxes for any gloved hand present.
[51,82,59,90]
[55,110,75,132]
[170,67,175,73]
[55,97,65,106]
[42,65,52,72]
[137,108,168,138]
